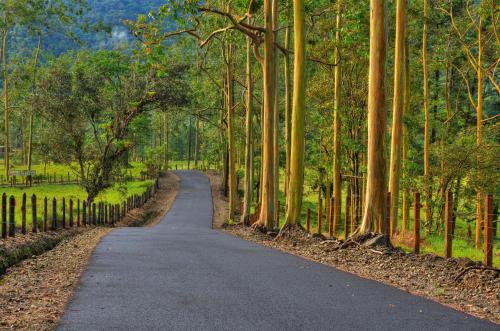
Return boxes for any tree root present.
[340,232,372,249]
[275,224,307,241]
[454,265,500,282]
[250,222,268,233]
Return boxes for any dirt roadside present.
[206,171,499,324]
[0,171,180,331]
[206,170,228,228]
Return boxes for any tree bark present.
[242,32,254,225]
[187,116,192,169]
[226,45,237,220]
[28,33,42,174]
[422,0,431,229]
[285,0,306,226]
[401,28,410,231]
[194,113,199,168]
[163,111,169,169]
[272,0,280,224]
[258,0,277,229]
[2,8,9,179]
[357,0,388,235]
[388,0,407,235]
[332,1,342,237]
[284,3,292,198]
[475,14,483,249]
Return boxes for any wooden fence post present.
[276,200,280,229]
[77,199,81,227]
[345,193,351,238]
[484,194,493,267]
[9,196,15,237]
[329,197,335,237]
[52,198,57,231]
[385,192,391,237]
[82,201,87,226]
[44,197,48,232]
[104,204,108,225]
[413,192,420,254]
[317,197,323,235]
[31,194,37,233]
[445,191,453,258]
[62,198,66,229]
[69,199,74,227]
[22,193,27,235]
[97,202,102,225]
[1,193,6,238]
[306,208,310,233]
[87,201,92,226]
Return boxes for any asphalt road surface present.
[58,171,497,331]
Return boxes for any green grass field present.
[2,180,154,229]
[2,161,147,180]
[0,161,153,229]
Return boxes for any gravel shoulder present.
[206,170,228,228]
[0,227,111,331]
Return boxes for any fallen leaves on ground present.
[0,227,110,331]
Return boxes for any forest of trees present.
[126,0,498,243]
[0,0,498,251]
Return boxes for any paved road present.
[58,171,497,331]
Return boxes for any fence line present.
[0,178,160,240]
[0,172,157,188]
[300,189,496,267]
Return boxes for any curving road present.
[58,171,497,331]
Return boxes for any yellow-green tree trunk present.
[388,0,407,235]
[332,1,342,237]
[258,0,276,229]
[226,48,237,221]
[422,0,431,229]
[285,0,306,226]
[242,33,254,225]
[357,0,388,235]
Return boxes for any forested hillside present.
[12,0,165,56]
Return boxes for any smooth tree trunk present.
[388,0,407,235]
[422,0,431,229]
[187,116,192,169]
[258,0,277,229]
[284,3,292,198]
[401,27,411,231]
[226,47,237,220]
[475,15,483,249]
[332,1,342,237]
[284,0,306,226]
[2,8,9,179]
[272,0,280,224]
[163,111,169,169]
[28,34,42,174]
[194,114,199,168]
[242,33,254,225]
[357,0,388,235]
